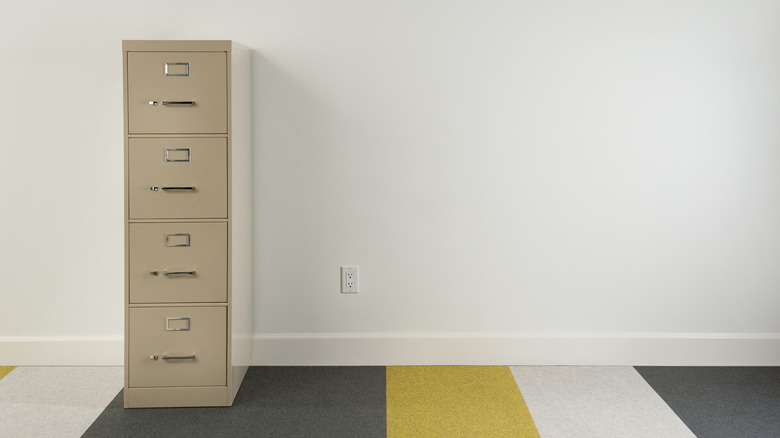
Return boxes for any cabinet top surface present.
[123,40,242,52]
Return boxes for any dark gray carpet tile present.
[635,367,780,438]
[82,366,386,438]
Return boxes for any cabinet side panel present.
[229,43,253,404]
[123,48,131,408]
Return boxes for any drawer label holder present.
[165,316,191,331]
[165,148,191,162]
[165,233,192,247]
[164,62,190,77]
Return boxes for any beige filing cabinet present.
[123,40,252,408]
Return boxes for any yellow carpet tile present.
[387,366,540,438]
[0,367,15,381]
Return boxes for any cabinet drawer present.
[127,51,227,134]
[129,223,227,304]
[128,307,226,388]
[128,138,227,219]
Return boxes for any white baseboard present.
[3,333,780,366]
[252,332,780,366]
[0,336,124,366]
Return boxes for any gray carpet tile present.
[635,366,780,438]
[82,366,386,438]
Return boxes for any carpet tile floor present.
[0,367,123,438]
[0,365,777,437]
[511,366,694,438]
[635,366,780,438]
[388,366,539,437]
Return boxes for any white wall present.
[2,0,780,365]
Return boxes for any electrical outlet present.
[341,266,359,293]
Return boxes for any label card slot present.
[165,233,192,247]
[164,62,190,76]
[165,317,191,331]
[165,148,191,162]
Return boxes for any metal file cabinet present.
[123,40,252,408]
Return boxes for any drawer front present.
[129,223,227,304]
[128,137,227,219]
[128,307,226,388]
[127,51,227,134]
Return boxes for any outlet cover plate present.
[341,266,359,293]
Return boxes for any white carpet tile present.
[511,366,696,438]
[0,367,123,438]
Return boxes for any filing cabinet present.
[123,40,252,408]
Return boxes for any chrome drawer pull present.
[148,186,196,191]
[162,355,196,360]
[149,270,196,276]
[149,100,158,106]
[161,100,195,106]
[164,270,196,276]
[148,354,196,360]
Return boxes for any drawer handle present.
[162,355,196,360]
[149,270,196,276]
[148,101,195,106]
[149,186,196,191]
[148,354,196,360]
[164,270,196,276]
